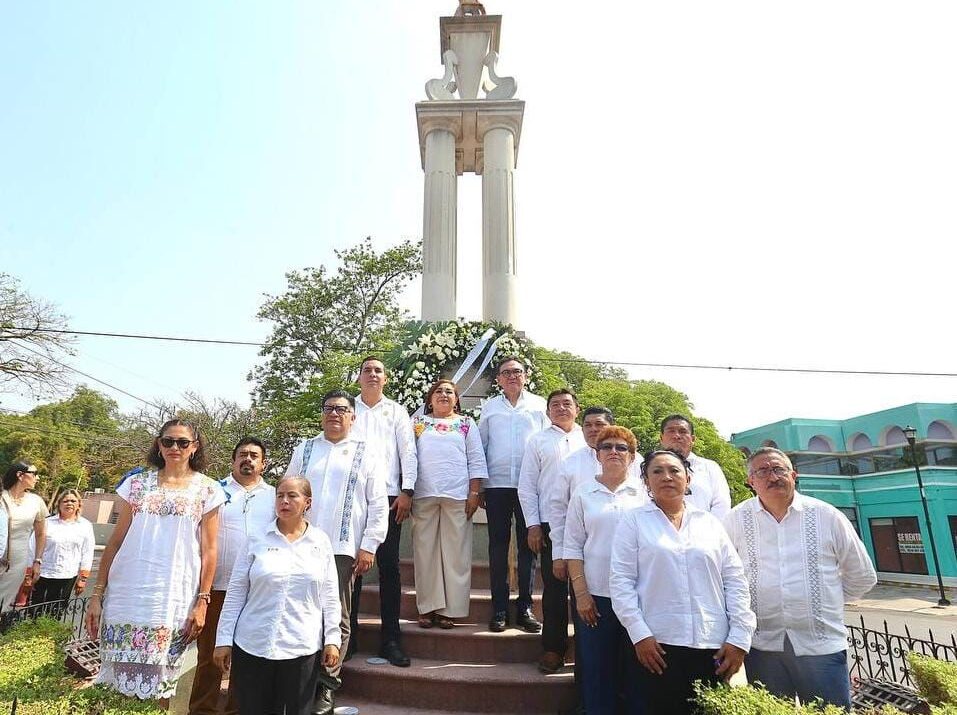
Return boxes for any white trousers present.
[411,497,473,618]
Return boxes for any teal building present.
[731,403,957,585]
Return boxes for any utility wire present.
[6,326,957,379]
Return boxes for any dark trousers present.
[232,644,320,715]
[539,523,568,655]
[188,590,239,715]
[745,636,852,710]
[485,487,535,615]
[635,643,721,715]
[320,555,355,690]
[576,596,643,715]
[31,576,75,611]
[350,495,403,648]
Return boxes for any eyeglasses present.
[160,437,197,449]
[21,469,37,475]
[598,443,631,453]
[499,368,525,378]
[750,466,791,479]
[322,405,352,416]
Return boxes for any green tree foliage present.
[533,346,627,395]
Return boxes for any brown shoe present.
[538,651,564,674]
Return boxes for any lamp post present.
[903,425,950,607]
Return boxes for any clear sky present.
[2,1,955,436]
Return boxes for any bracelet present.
[570,574,584,582]
[196,592,212,604]
[468,491,481,497]
[33,558,42,565]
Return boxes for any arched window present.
[850,433,873,452]
[807,435,834,452]
[761,439,778,448]
[883,426,907,446]
[738,447,752,458]
[928,421,956,441]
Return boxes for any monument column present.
[481,124,518,324]
[422,124,458,321]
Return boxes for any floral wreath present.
[386,320,541,417]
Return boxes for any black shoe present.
[311,686,335,715]
[379,639,411,667]
[488,611,508,633]
[516,608,542,634]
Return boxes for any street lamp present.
[903,425,950,607]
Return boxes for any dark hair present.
[322,389,355,409]
[660,414,695,436]
[359,356,386,373]
[495,356,525,374]
[233,437,267,461]
[424,379,459,414]
[2,462,33,491]
[582,406,615,424]
[147,419,209,472]
[639,449,693,479]
[595,426,637,453]
[547,388,579,409]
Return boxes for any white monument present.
[417,1,523,325]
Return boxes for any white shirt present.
[413,415,488,499]
[686,452,732,519]
[0,504,8,561]
[212,476,276,591]
[563,477,646,598]
[286,433,388,558]
[518,424,586,528]
[33,516,95,579]
[216,523,342,658]
[354,395,418,496]
[610,502,755,651]
[723,492,877,656]
[547,446,644,560]
[478,392,550,489]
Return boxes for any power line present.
[7,326,957,379]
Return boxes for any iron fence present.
[847,614,957,688]
[0,596,90,641]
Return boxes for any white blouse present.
[34,515,95,579]
[609,502,755,652]
[563,477,646,598]
[413,415,488,500]
[216,523,342,660]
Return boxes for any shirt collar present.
[318,432,358,447]
[223,475,270,493]
[587,476,640,496]
[549,423,582,436]
[357,394,390,411]
[752,491,803,515]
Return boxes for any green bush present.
[0,616,162,714]
[910,652,957,706]
[694,681,851,714]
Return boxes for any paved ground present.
[847,582,957,638]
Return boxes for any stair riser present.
[399,560,545,591]
[355,588,545,623]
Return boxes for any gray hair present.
[746,446,793,472]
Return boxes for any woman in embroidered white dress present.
[411,379,488,629]
[85,420,224,704]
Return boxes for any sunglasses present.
[159,437,197,449]
[598,443,631,453]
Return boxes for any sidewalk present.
[848,583,957,620]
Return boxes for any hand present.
[353,549,375,576]
[74,580,87,596]
[575,592,599,627]
[185,602,207,643]
[391,493,413,525]
[478,493,486,510]
[527,526,543,554]
[635,637,667,675]
[85,597,102,639]
[31,563,41,582]
[322,644,341,668]
[713,642,747,680]
[213,646,232,673]
[552,559,567,581]
[465,494,480,520]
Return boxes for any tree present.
[533,346,627,396]
[578,378,751,504]
[0,273,74,397]
[250,237,422,405]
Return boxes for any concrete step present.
[356,583,545,623]
[329,696,498,715]
[353,616,575,663]
[400,558,545,591]
[340,655,577,713]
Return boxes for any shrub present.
[694,681,850,714]
[910,652,957,706]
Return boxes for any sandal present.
[435,615,455,629]
[417,613,435,629]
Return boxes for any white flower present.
[406,378,414,385]
[415,361,425,369]
[452,350,459,358]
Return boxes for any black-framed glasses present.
[21,469,38,475]
[499,368,525,378]
[160,437,197,449]
[598,443,631,453]
[750,466,791,479]
[322,405,352,416]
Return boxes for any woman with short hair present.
[0,461,48,612]
[610,449,755,715]
[30,488,95,613]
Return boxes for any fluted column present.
[421,128,458,321]
[481,126,517,325]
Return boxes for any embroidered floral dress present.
[96,471,225,700]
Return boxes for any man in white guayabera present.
[723,446,877,710]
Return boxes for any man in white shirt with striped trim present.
[724,446,876,710]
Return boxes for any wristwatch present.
[401,488,414,498]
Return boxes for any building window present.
[868,516,928,575]
[838,507,860,537]
[949,516,957,556]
